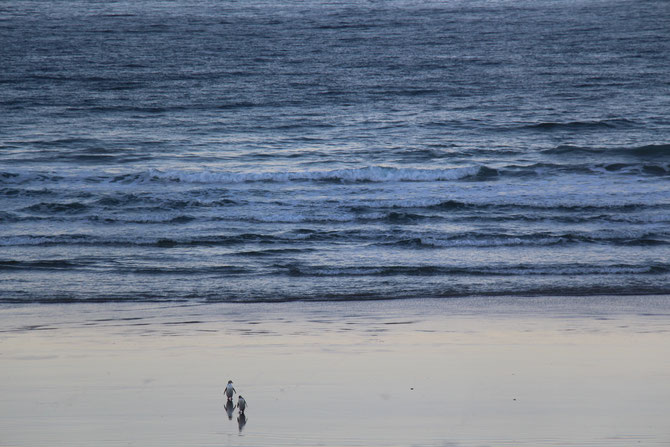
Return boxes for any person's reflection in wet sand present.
[224,399,235,420]
[237,413,247,433]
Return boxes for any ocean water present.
[1,0,669,303]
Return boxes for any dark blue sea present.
[1,0,669,303]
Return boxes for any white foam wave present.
[149,165,481,184]
[1,166,481,188]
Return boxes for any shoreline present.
[1,296,669,446]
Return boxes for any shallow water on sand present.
[2,297,669,446]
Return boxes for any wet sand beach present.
[1,296,669,446]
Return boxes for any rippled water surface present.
[1,0,669,302]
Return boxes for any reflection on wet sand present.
[224,400,235,421]
[237,413,247,433]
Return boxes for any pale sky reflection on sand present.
[1,296,669,446]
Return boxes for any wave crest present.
[148,165,484,184]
